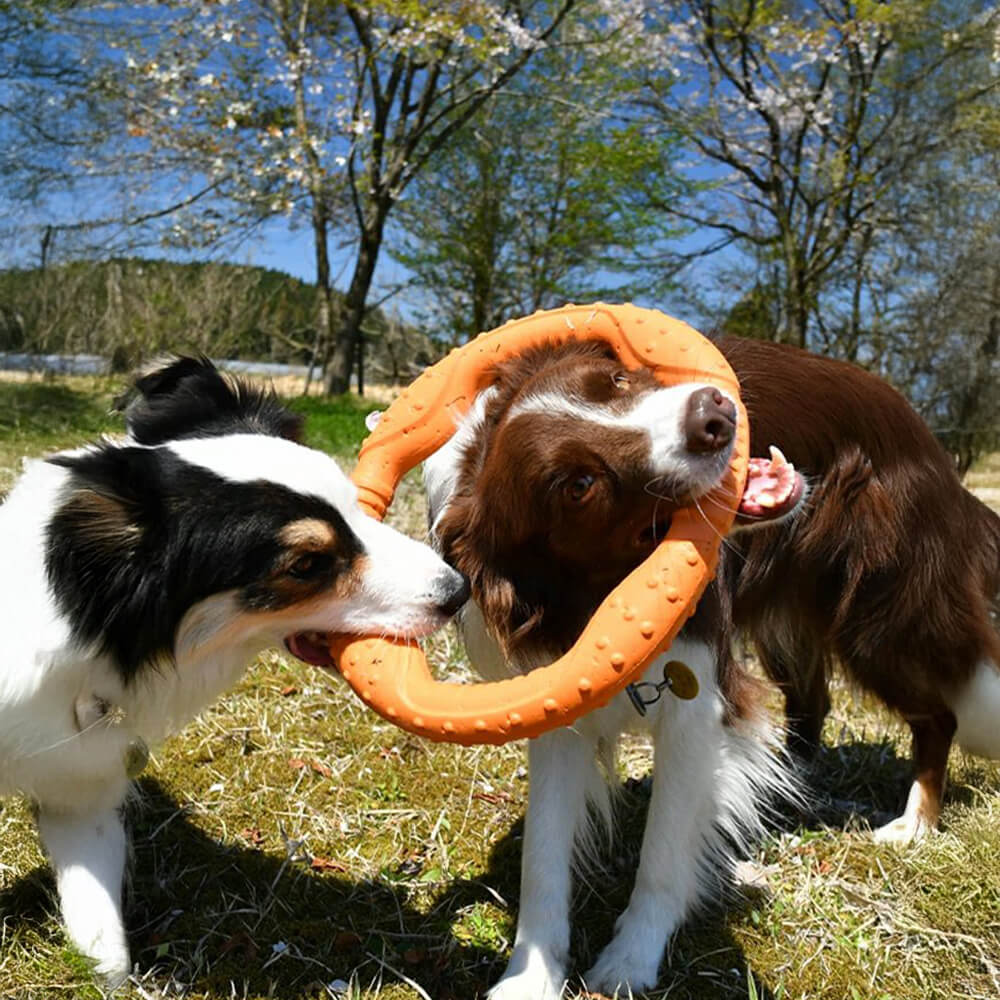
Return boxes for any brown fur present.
[434,340,755,721]
[719,336,1000,822]
[437,334,1000,828]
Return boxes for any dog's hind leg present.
[874,710,956,845]
[754,630,830,758]
[37,801,130,984]
[950,658,1000,760]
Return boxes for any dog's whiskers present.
[20,711,117,760]
[692,496,749,561]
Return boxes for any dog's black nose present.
[684,387,736,453]
[437,571,471,617]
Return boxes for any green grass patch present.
[1,375,999,999]
[287,393,383,456]
[0,376,123,495]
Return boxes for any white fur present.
[469,620,787,1000]
[425,385,788,1000]
[873,780,934,845]
[871,660,1000,847]
[0,435,461,983]
[949,658,1000,760]
[507,385,737,492]
[426,387,498,538]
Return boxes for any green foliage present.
[0,258,437,385]
[0,378,121,495]
[287,393,383,456]
[392,41,690,346]
[0,258,318,364]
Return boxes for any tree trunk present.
[952,262,1000,474]
[309,187,335,393]
[356,327,365,397]
[325,217,382,395]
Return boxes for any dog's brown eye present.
[287,553,327,580]
[612,371,631,389]
[566,474,596,503]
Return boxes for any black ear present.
[116,355,303,445]
[46,446,177,681]
[48,445,165,534]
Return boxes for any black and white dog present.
[0,357,467,983]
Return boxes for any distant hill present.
[0,258,438,385]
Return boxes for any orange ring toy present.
[328,303,748,746]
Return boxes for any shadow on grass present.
[562,778,783,1000]
[114,777,519,999]
[8,732,984,999]
[791,737,914,832]
[1,775,774,1000]
[0,380,120,441]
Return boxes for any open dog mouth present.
[737,446,804,522]
[284,631,337,667]
[642,446,804,545]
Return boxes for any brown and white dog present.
[424,336,1000,999]
[719,337,1000,843]
[424,341,805,999]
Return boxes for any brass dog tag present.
[664,660,699,700]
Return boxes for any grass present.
[1,373,999,1000]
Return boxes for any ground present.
[0,372,998,1000]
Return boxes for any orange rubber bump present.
[331,303,749,746]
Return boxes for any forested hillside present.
[0,259,437,384]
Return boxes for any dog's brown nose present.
[684,387,736,453]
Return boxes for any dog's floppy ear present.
[46,446,181,680]
[435,494,547,655]
[117,355,304,445]
[48,445,165,547]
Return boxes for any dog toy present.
[328,303,749,745]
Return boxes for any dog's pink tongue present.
[740,446,802,519]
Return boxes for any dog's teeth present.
[768,445,788,469]
[757,492,777,509]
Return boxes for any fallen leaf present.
[288,758,332,777]
[334,930,362,952]
[219,930,259,960]
[310,855,347,873]
[473,790,513,804]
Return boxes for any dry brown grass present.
[0,376,998,1000]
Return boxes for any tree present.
[633,0,1000,353]
[38,1,581,392]
[865,119,1000,472]
[391,39,689,346]
[0,2,242,270]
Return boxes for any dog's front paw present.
[87,937,131,989]
[584,937,661,997]
[489,945,567,1000]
